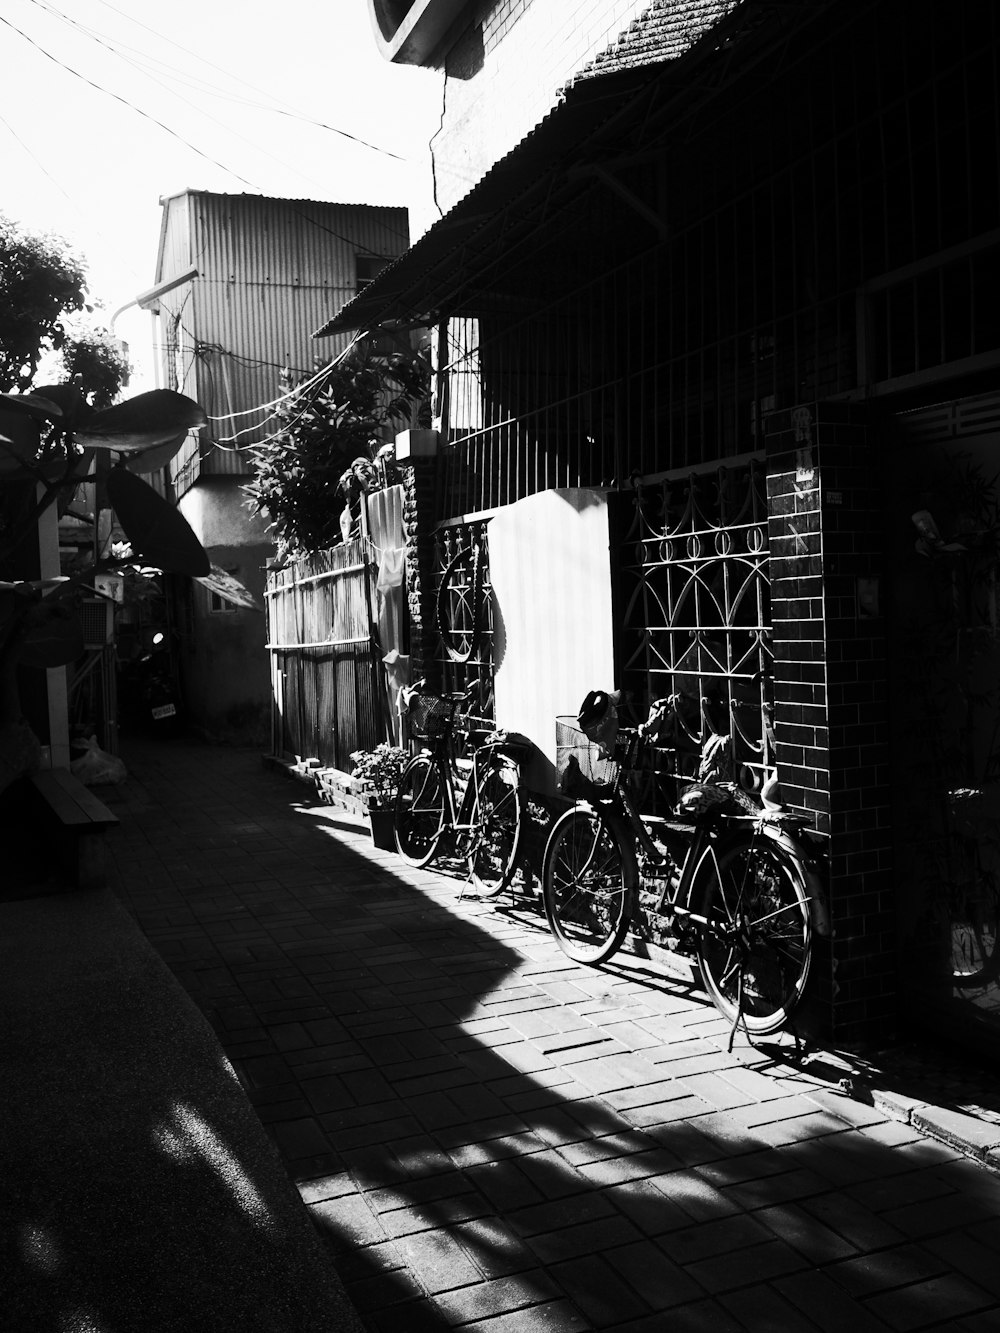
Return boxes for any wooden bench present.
[28,768,120,890]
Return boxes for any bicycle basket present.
[556,718,621,795]
[407,693,455,740]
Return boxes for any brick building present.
[322,1,1000,1056]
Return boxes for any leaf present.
[0,390,64,420]
[106,466,211,577]
[76,389,207,452]
[121,431,189,474]
[194,564,261,610]
[17,605,85,669]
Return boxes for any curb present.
[869,1085,1000,1170]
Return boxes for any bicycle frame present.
[415,717,493,853]
[583,726,830,943]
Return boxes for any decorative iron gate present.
[432,517,495,728]
[613,455,772,797]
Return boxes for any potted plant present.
[349,743,408,848]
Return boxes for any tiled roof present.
[568,0,742,86]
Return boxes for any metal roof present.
[314,0,829,338]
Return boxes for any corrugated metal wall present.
[154,191,410,491]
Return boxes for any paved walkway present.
[103,737,1000,1332]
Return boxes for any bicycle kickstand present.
[727,967,754,1055]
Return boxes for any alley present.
[107,737,1000,1332]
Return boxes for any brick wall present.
[766,403,895,1047]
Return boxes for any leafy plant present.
[244,341,428,560]
[349,743,408,807]
[0,215,88,393]
[0,385,259,795]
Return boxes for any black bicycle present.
[542,693,830,1037]
[394,684,528,896]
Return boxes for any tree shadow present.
[104,740,1000,1331]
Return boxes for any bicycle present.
[541,691,830,1038]
[393,683,529,896]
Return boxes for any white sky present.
[1,0,442,392]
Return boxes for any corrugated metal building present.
[148,191,410,744]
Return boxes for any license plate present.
[152,703,177,719]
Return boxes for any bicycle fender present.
[761,824,831,938]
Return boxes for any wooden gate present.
[265,539,384,768]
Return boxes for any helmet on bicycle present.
[578,689,619,756]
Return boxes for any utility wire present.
[90,0,407,161]
[23,0,339,197]
[0,13,261,190]
[4,11,410,253]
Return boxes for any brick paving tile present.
[825,1243,951,1296]
[681,1236,810,1293]
[432,1271,563,1324]
[717,1280,827,1331]
[611,1297,745,1332]
[379,1195,494,1239]
[505,1192,618,1238]
[367,1296,454,1331]
[799,1191,909,1251]
[453,1298,590,1333]
[450,1216,537,1278]
[754,1200,859,1264]
[879,1191,998,1240]
[602,1178,693,1234]
[548,1253,651,1326]
[651,1167,745,1222]
[661,1212,773,1264]
[464,1161,547,1212]
[924,1231,1000,1297]
[366,1172,474,1214]
[774,1270,894,1332]
[106,744,1000,1333]
[864,1273,995,1331]
[523,1214,644,1265]
[394,1228,483,1293]
[605,1238,705,1309]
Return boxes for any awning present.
[314,0,832,338]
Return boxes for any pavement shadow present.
[0,883,364,1333]
[105,740,1000,1331]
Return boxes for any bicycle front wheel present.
[467,755,524,896]
[394,755,445,867]
[697,832,812,1035]
[542,806,633,964]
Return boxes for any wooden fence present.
[265,539,386,769]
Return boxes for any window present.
[356,255,391,296]
[207,569,240,614]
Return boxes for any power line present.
[23,0,340,197]
[0,13,261,191]
[3,11,411,254]
[87,0,407,162]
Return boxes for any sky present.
[0,0,443,392]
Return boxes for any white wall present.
[177,483,270,549]
[428,0,654,220]
[488,488,615,793]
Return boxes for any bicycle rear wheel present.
[394,754,445,867]
[697,832,812,1035]
[542,806,633,964]
[947,836,1000,987]
[467,755,524,896]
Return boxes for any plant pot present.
[368,806,397,851]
